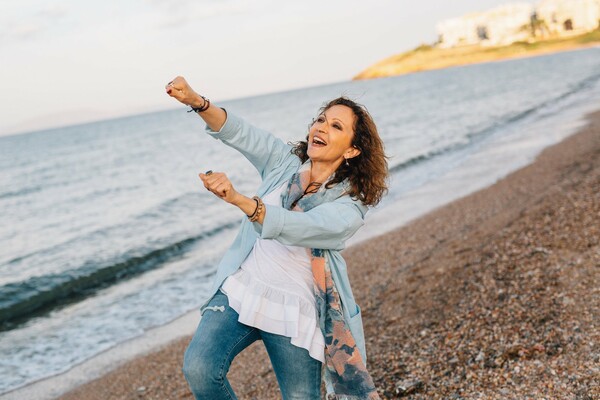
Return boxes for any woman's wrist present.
[233,194,265,223]
[189,93,207,109]
[226,191,248,209]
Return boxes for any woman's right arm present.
[165,76,294,178]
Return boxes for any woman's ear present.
[346,146,361,160]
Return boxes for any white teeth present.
[313,137,326,145]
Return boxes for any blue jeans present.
[183,290,322,399]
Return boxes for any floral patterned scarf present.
[281,161,380,400]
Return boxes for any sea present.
[1,46,599,397]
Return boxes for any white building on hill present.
[437,0,600,48]
[536,0,600,36]
[436,3,534,48]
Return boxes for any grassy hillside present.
[354,29,600,80]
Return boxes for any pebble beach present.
[53,108,600,400]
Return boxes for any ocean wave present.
[0,185,43,200]
[388,70,600,175]
[2,191,211,270]
[0,221,237,328]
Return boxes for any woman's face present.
[307,104,360,164]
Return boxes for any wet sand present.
[57,110,600,399]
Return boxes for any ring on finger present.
[205,170,213,175]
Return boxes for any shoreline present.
[4,108,599,399]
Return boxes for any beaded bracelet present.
[248,196,264,222]
[187,96,210,113]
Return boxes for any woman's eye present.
[333,124,342,130]
[317,117,325,123]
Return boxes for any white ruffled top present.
[221,183,325,362]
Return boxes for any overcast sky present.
[0,0,520,136]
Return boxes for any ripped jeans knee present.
[184,290,260,399]
[203,305,225,313]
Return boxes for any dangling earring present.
[345,157,350,167]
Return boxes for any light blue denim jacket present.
[200,111,369,364]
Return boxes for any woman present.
[166,76,387,400]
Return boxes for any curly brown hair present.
[291,96,388,207]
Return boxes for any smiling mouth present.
[312,136,327,146]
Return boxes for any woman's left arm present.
[254,197,367,251]
[200,173,367,251]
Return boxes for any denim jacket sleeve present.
[204,111,295,179]
[252,195,367,251]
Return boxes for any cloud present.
[0,20,47,43]
[37,4,68,19]
[147,0,259,29]
[0,3,68,43]
[10,22,45,39]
